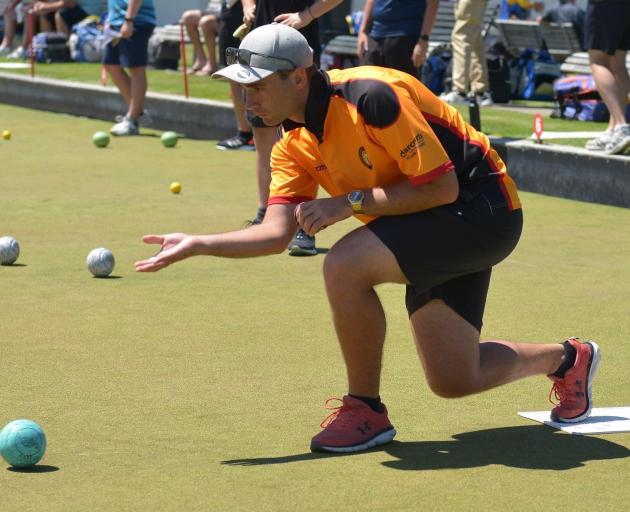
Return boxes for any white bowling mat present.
[519,407,630,434]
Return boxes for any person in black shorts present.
[215,1,256,153]
[102,0,156,136]
[357,0,439,76]
[28,0,104,36]
[234,0,343,256]
[583,0,630,155]
[139,24,602,454]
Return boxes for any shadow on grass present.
[222,425,630,471]
[7,465,59,473]
[93,275,123,279]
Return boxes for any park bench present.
[494,19,581,61]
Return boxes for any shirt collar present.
[281,70,332,144]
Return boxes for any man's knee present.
[181,10,199,25]
[200,15,217,30]
[323,248,351,287]
[426,371,477,398]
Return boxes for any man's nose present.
[244,90,256,109]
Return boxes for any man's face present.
[242,72,299,126]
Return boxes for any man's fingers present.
[142,234,164,245]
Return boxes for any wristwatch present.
[124,17,135,22]
[347,190,365,214]
[418,34,429,42]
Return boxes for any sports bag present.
[33,32,71,63]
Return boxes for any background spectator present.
[2,1,57,59]
[441,0,494,106]
[180,1,220,76]
[499,0,543,20]
[28,0,103,35]
[538,0,585,50]
[356,0,439,75]
[224,0,343,257]
[215,1,254,152]
[583,0,630,154]
[103,0,156,136]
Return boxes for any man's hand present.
[412,40,428,68]
[135,233,199,272]
[32,1,54,14]
[274,11,311,29]
[120,20,134,39]
[294,196,352,236]
[356,32,368,58]
[243,5,256,27]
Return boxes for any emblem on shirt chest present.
[358,146,373,169]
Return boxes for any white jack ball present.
[0,236,20,265]
[87,247,115,277]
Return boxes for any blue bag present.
[70,18,103,62]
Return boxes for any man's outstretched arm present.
[135,203,297,272]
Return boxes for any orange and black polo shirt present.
[269,66,521,222]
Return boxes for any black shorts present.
[102,24,155,68]
[584,1,630,55]
[58,5,88,30]
[367,182,523,331]
[362,35,418,76]
[219,1,244,66]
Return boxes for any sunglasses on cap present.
[225,47,296,70]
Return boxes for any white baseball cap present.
[212,23,314,84]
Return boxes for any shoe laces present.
[295,229,314,242]
[320,397,357,428]
[549,379,578,407]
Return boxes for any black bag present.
[148,34,179,70]
[487,56,511,104]
[33,32,71,63]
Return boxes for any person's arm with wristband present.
[120,0,143,38]
[412,0,439,67]
[356,0,374,58]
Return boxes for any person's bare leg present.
[127,66,148,120]
[410,300,564,398]
[39,14,53,32]
[323,227,408,397]
[590,49,626,128]
[1,9,17,49]
[251,126,277,209]
[54,10,70,35]
[181,10,206,71]
[199,15,218,74]
[611,50,630,123]
[105,64,132,105]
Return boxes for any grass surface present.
[1,103,630,511]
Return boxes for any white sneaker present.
[110,116,139,136]
[8,47,28,59]
[0,46,12,57]
[476,91,494,107]
[440,90,468,105]
[584,131,612,151]
[115,110,153,126]
[603,124,630,155]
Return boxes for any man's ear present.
[292,68,309,88]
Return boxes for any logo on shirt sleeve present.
[358,146,373,169]
[399,133,426,160]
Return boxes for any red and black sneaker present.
[549,337,601,423]
[310,396,396,453]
